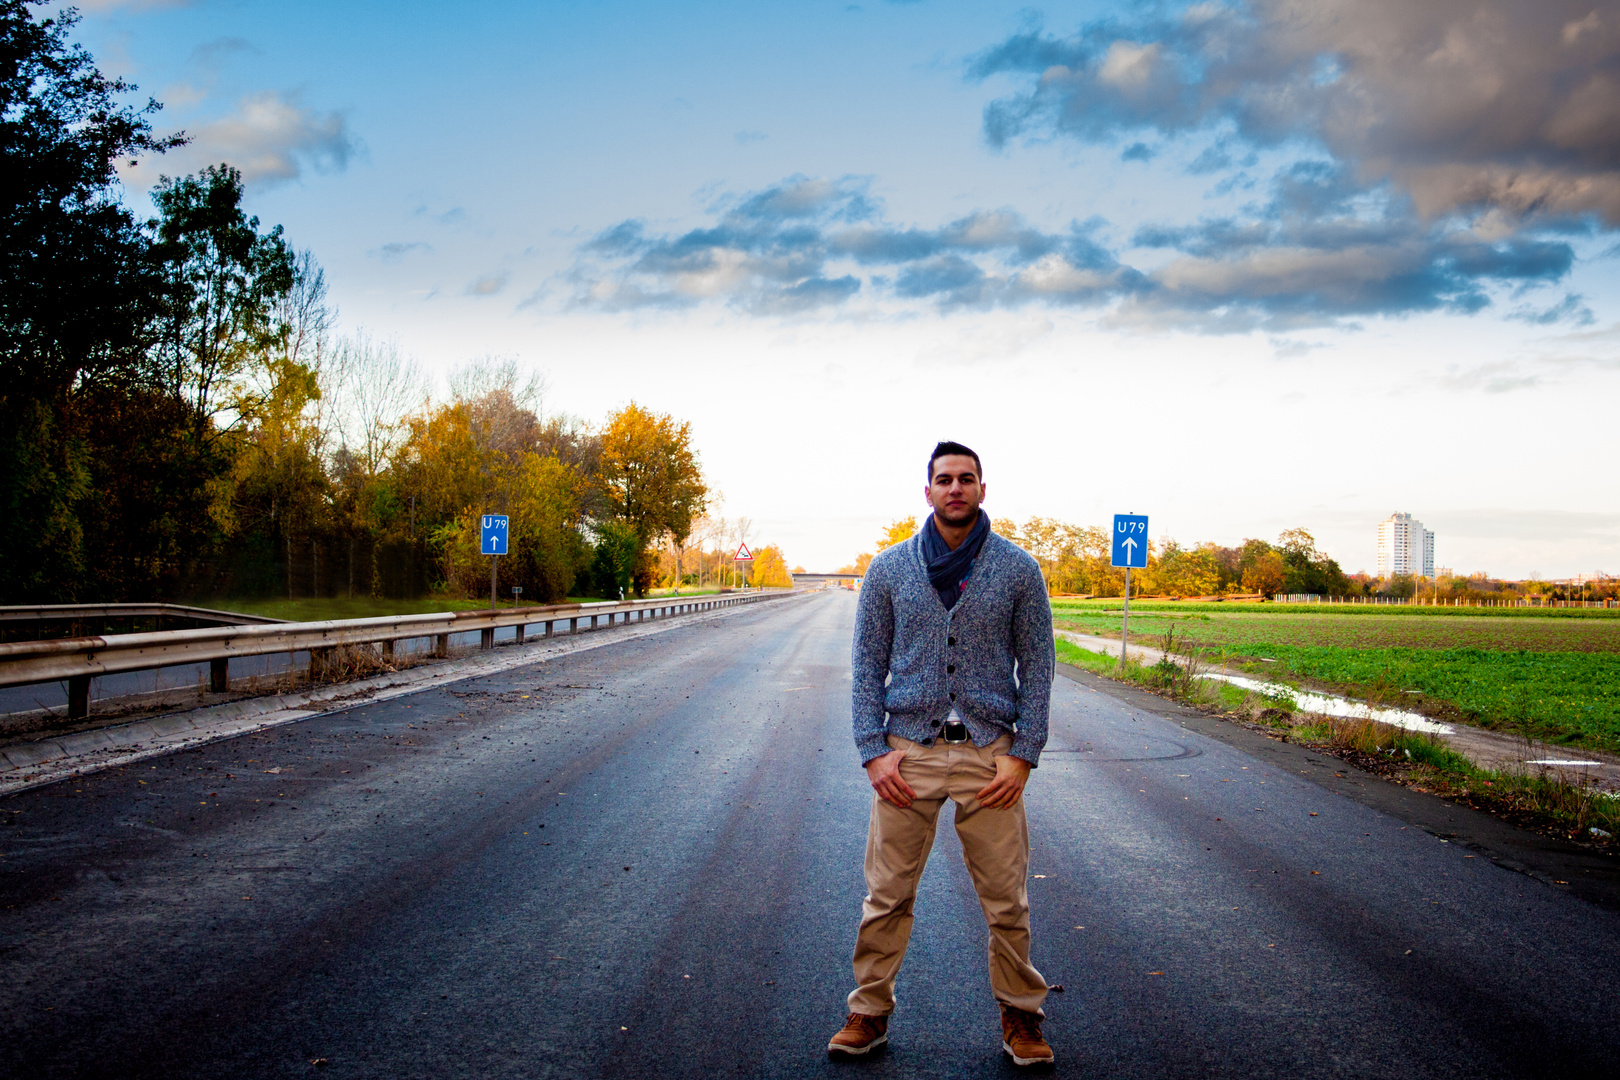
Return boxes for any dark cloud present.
[466,272,509,297]
[371,241,431,262]
[972,1,1620,225]
[189,37,256,68]
[568,168,1578,328]
[1506,292,1595,325]
[957,5,1616,331]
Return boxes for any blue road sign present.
[480,514,509,556]
[1111,514,1149,568]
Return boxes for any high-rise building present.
[1377,512,1434,578]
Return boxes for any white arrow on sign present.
[1121,536,1138,558]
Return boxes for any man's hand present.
[976,754,1031,810]
[865,748,917,808]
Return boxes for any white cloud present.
[73,0,194,9]
[122,91,355,188]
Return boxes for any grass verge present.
[1056,638,1620,849]
[191,594,681,622]
[1056,613,1620,752]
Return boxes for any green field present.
[1052,601,1620,751]
[1051,605,1620,653]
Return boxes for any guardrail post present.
[383,640,395,662]
[544,620,553,638]
[480,628,494,650]
[516,623,526,644]
[590,614,599,631]
[569,617,578,634]
[68,674,90,719]
[310,647,333,681]
[434,634,449,658]
[210,658,228,693]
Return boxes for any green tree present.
[510,453,584,602]
[590,519,640,599]
[1276,528,1350,596]
[0,2,180,600]
[150,164,295,431]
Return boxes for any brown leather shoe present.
[1001,1005,1054,1066]
[827,1012,888,1057]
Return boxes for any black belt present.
[940,720,970,744]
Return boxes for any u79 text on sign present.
[480,514,509,556]
[1111,514,1149,568]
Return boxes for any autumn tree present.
[1150,541,1222,598]
[1242,551,1288,597]
[748,544,793,588]
[596,403,707,596]
[875,516,917,552]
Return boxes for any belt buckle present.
[940,721,970,744]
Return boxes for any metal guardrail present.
[0,603,285,625]
[0,591,793,719]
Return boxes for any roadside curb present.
[0,595,806,796]
[1057,661,1620,912]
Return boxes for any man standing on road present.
[829,441,1056,1067]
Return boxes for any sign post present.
[481,514,509,607]
[733,541,754,590]
[1111,513,1149,668]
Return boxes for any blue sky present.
[67,0,1620,577]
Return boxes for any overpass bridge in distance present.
[790,572,862,588]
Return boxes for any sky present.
[63,0,1620,579]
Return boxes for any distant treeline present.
[845,518,1611,602]
[1,6,708,605]
[845,519,1350,597]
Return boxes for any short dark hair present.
[928,440,982,482]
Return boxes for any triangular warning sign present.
[733,542,754,561]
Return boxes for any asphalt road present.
[2,591,1616,1079]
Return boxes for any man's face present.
[925,454,985,527]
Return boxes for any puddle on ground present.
[1197,673,1454,735]
[1526,758,1603,767]
[1064,632,1455,735]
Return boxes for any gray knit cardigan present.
[851,528,1054,767]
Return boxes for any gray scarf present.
[920,512,989,610]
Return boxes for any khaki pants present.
[847,733,1047,1017]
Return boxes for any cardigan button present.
[947,664,955,673]
[949,692,956,701]
[931,719,941,728]
[947,637,956,646]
